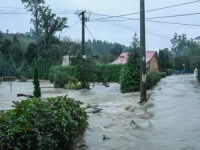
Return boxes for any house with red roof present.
[111,51,159,72]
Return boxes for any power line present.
[85,25,95,39]
[89,11,200,22]
[146,20,200,27]
[101,21,171,39]
[90,18,200,27]
[88,0,200,20]
[0,12,75,14]
[146,0,200,13]
[0,7,76,11]
[61,20,80,35]
[145,12,200,19]
[89,11,140,20]
[94,21,171,40]
[121,22,173,36]
[89,15,174,37]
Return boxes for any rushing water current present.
[0,75,200,150]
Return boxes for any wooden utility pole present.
[81,11,86,88]
[140,0,147,103]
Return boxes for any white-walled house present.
[62,55,70,66]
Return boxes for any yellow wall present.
[146,54,159,72]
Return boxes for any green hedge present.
[48,65,77,83]
[32,58,57,80]
[17,61,32,79]
[161,72,167,78]
[164,69,172,76]
[97,64,124,83]
[49,64,124,88]
[0,96,88,149]
[0,77,3,84]
[146,69,161,90]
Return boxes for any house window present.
[154,57,156,63]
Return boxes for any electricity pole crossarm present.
[140,0,147,103]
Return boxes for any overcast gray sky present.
[1,0,200,50]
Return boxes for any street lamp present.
[182,46,187,74]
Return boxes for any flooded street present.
[144,74,200,150]
[0,75,200,149]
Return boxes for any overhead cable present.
[61,20,80,35]
[88,0,200,20]
[90,18,200,27]
[85,25,95,39]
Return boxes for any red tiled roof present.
[111,51,157,64]
[146,51,156,63]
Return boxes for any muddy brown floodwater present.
[0,74,200,150]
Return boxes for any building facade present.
[111,51,159,71]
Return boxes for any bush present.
[65,77,81,90]
[53,71,70,88]
[48,63,125,88]
[18,76,27,82]
[48,66,57,83]
[0,96,88,149]
[32,58,57,80]
[0,77,3,84]
[48,66,77,84]
[164,69,172,76]
[146,69,161,89]
[161,72,167,78]
[97,64,124,83]
[33,65,41,98]
[17,61,32,79]
[75,59,97,88]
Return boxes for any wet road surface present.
[135,74,200,150]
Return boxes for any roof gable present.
[146,51,156,63]
[111,51,157,65]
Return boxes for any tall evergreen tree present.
[120,34,140,93]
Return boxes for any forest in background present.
[0,30,128,77]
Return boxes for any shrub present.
[0,96,89,149]
[97,64,124,83]
[18,76,27,82]
[76,59,97,88]
[32,58,57,80]
[33,65,41,98]
[48,66,57,83]
[48,66,77,84]
[164,69,172,76]
[49,63,125,87]
[53,71,70,88]
[161,72,167,78]
[146,69,161,89]
[65,77,81,90]
[18,61,32,79]
[65,78,81,90]
[0,77,3,84]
